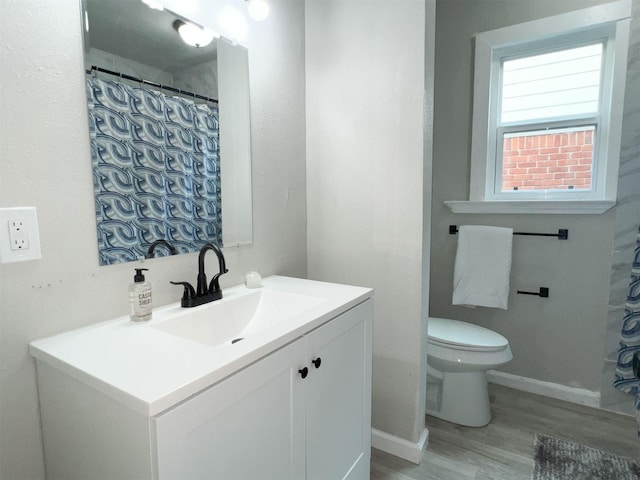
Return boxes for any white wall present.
[430,0,637,395]
[0,1,307,478]
[305,0,432,447]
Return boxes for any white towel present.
[452,225,513,310]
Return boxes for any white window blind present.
[500,43,603,124]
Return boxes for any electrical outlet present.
[9,220,30,251]
[0,207,42,263]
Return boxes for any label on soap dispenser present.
[130,283,152,322]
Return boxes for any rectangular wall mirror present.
[82,0,253,265]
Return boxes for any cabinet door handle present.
[312,357,322,369]
[298,367,309,379]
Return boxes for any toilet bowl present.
[426,317,512,427]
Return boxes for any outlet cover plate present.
[0,207,42,263]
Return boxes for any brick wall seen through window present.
[501,127,594,192]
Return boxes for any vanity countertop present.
[30,276,372,416]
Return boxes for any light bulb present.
[174,20,218,48]
[218,7,248,42]
[248,0,269,21]
[141,0,164,11]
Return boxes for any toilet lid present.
[428,317,509,351]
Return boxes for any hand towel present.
[452,225,513,309]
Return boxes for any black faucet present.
[171,243,228,308]
[147,239,177,258]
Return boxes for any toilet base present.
[426,370,491,427]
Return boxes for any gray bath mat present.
[532,434,640,480]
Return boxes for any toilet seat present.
[426,317,513,427]
[428,317,508,352]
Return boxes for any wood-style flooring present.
[371,384,640,479]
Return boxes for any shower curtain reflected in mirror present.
[614,226,640,433]
[87,76,222,265]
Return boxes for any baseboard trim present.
[371,427,429,464]
[487,370,601,408]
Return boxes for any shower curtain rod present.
[449,225,569,240]
[86,65,219,105]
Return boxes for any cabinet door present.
[154,338,307,480]
[305,300,373,480]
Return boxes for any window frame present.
[459,0,631,214]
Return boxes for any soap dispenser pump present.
[129,268,152,322]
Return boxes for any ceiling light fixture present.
[247,0,269,21]
[218,7,248,42]
[141,0,165,11]
[173,19,218,48]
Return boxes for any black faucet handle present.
[170,281,196,300]
[208,268,229,293]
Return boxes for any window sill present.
[443,200,615,215]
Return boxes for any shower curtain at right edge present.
[614,226,640,435]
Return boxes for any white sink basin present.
[30,276,373,415]
[152,288,326,347]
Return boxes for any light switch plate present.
[0,207,42,263]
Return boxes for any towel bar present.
[449,225,568,240]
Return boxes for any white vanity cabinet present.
[305,300,372,480]
[155,299,372,480]
[31,278,372,480]
[154,337,307,479]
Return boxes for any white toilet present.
[426,317,512,427]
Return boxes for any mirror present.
[82,0,253,265]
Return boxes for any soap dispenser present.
[129,268,152,322]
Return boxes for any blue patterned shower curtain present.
[87,76,222,265]
[614,226,640,433]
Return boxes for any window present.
[449,0,631,214]
[498,44,601,195]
